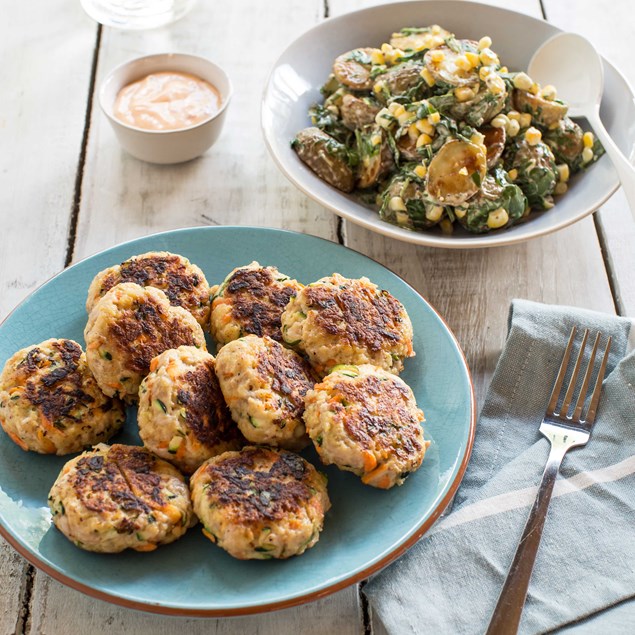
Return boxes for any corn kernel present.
[458,167,468,176]
[395,210,410,225]
[465,51,481,68]
[397,110,415,125]
[507,110,520,122]
[428,111,441,125]
[375,108,392,130]
[414,164,428,179]
[544,198,555,209]
[548,121,560,130]
[583,131,594,148]
[582,147,594,163]
[389,196,406,212]
[454,207,467,219]
[519,113,532,128]
[370,50,385,65]
[381,43,393,54]
[430,50,445,63]
[455,55,472,71]
[386,49,405,65]
[529,82,540,95]
[416,133,433,147]
[479,48,499,66]
[487,207,509,229]
[478,36,492,51]
[556,164,570,182]
[370,133,382,146]
[426,205,444,222]
[508,169,518,181]
[541,84,557,100]
[416,118,434,134]
[470,131,485,146]
[455,86,476,102]
[439,218,454,234]
[491,114,509,129]
[326,105,339,116]
[420,68,436,86]
[479,65,492,81]
[554,182,568,195]
[525,126,542,146]
[391,104,406,117]
[486,74,506,95]
[373,81,385,95]
[428,35,445,49]
[431,24,442,34]
[513,72,533,91]
[507,119,520,137]
[408,123,420,140]
[499,66,508,73]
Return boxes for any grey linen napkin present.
[364,299,635,634]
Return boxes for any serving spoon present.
[528,32,635,219]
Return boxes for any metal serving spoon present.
[528,32,635,218]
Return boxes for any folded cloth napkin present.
[364,299,635,635]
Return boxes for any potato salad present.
[292,25,604,234]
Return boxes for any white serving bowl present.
[262,0,635,249]
[100,53,232,164]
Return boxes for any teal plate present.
[0,226,475,616]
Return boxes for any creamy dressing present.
[114,71,221,131]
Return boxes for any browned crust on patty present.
[176,360,244,448]
[108,294,200,374]
[222,267,299,341]
[200,447,316,524]
[330,374,424,459]
[97,253,208,316]
[16,340,112,427]
[69,447,158,520]
[304,283,407,353]
[256,339,316,424]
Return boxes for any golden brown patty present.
[48,443,193,552]
[0,339,124,454]
[210,262,303,346]
[138,346,244,473]
[84,283,206,401]
[190,446,330,559]
[304,364,428,488]
[281,274,414,375]
[86,251,211,329]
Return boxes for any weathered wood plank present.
[29,575,360,635]
[542,0,635,317]
[0,1,98,632]
[31,1,361,633]
[71,0,336,262]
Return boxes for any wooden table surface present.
[1,0,633,632]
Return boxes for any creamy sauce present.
[114,72,221,131]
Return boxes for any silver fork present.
[486,326,612,635]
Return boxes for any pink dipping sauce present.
[114,71,221,131]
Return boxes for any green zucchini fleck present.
[155,399,168,413]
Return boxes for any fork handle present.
[485,443,568,635]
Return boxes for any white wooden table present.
[1,0,633,632]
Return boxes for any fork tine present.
[572,332,600,421]
[546,326,577,415]
[584,335,612,425]
[559,328,589,417]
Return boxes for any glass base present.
[80,0,197,29]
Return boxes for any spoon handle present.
[587,108,635,221]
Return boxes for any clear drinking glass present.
[80,0,197,29]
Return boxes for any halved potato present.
[481,125,506,169]
[333,48,378,91]
[389,26,451,51]
[424,40,479,87]
[292,127,354,193]
[513,89,568,127]
[426,139,487,205]
[340,94,381,130]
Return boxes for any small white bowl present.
[100,53,232,164]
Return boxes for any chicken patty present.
[48,443,194,552]
[303,364,429,488]
[0,339,124,455]
[190,446,330,559]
